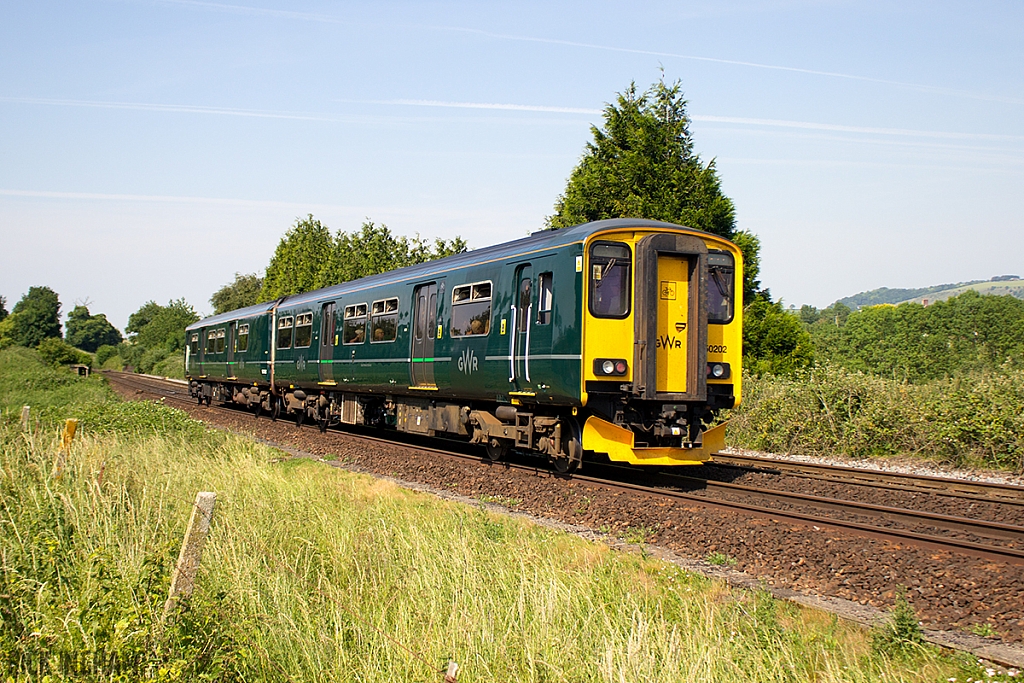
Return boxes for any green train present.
[186,219,743,472]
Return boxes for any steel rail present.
[657,473,1024,543]
[104,371,1024,564]
[711,453,1024,505]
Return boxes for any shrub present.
[729,364,1024,471]
[37,337,93,367]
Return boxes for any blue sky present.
[2,0,1022,329]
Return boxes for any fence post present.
[53,419,79,478]
[163,492,217,622]
[20,406,30,430]
[444,661,459,682]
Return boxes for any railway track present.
[104,371,1024,565]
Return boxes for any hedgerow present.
[729,365,1024,472]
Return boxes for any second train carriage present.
[186,219,743,471]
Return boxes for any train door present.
[319,302,336,383]
[226,323,236,378]
[655,255,690,393]
[411,282,438,387]
[511,264,533,389]
[633,233,707,401]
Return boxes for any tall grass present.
[0,347,998,681]
[729,364,1024,472]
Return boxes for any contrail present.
[151,0,1023,106]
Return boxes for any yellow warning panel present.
[655,255,689,393]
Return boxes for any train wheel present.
[552,419,582,474]
[296,409,305,428]
[204,395,211,406]
[196,394,203,406]
[484,440,508,462]
[318,417,328,434]
[253,402,261,419]
[271,398,280,421]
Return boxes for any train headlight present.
[707,362,730,379]
[594,359,628,376]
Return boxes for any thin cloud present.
[0,96,341,122]
[347,98,602,115]
[152,0,1024,106]
[351,99,1024,143]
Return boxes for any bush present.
[37,337,93,367]
[729,364,1024,471]
[95,344,120,367]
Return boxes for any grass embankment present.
[730,365,1024,473]
[0,348,1005,681]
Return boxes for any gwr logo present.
[458,348,479,374]
[656,335,683,349]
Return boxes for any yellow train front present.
[578,220,743,467]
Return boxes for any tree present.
[126,299,200,352]
[260,215,337,301]
[3,286,63,347]
[0,295,7,322]
[547,76,765,302]
[211,272,264,314]
[261,216,469,301]
[743,298,814,376]
[65,305,123,352]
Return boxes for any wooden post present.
[444,661,459,682]
[163,492,217,621]
[20,406,30,430]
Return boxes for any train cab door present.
[510,264,534,390]
[226,323,236,378]
[411,282,438,387]
[634,233,708,401]
[319,302,336,384]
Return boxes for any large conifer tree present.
[548,77,763,302]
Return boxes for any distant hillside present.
[836,276,1022,309]
[897,278,1024,305]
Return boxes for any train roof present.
[188,218,720,330]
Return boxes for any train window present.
[190,333,199,355]
[451,281,491,337]
[371,298,399,343]
[237,324,249,352]
[518,279,532,332]
[708,252,735,324]
[277,316,293,349]
[589,242,631,318]
[294,313,313,348]
[343,304,367,344]
[215,329,225,354]
[206,331,216,354]
[321,303,336,347]
[538,273,553,325]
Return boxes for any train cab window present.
[277,316,293,349]
[708,252,735,324]
[589,242,631,318]
[451,282,491,337]
[343,304,367,344]
[190,333,199,355]
[371,298,399,342]
[236,324,249,352]
[215,329,225,354]
[537,273,553,325]
[294,313,313,348]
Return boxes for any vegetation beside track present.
[729,365,1024,473]
[1,347,1004,681]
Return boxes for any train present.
[185,218,743,472]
